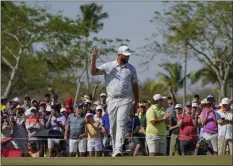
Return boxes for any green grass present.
[2,156,232,165]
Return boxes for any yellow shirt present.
[86,122,101,140]
[1,105,6,112]
[146,105,166,136]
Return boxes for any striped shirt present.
[98,60,138,97]
[12,117,28,141]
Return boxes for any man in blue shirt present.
[124,111,141,156]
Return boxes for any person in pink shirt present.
[177,102,198,155]
[200,99,218,155]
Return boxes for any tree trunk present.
[219,80,227,99]
[85,36,90,94]
[183,43,188,106]
[3,48,22,98]
[74,79,81,107]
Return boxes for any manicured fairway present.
[2,156,232,165]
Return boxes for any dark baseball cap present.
[24,95,30,99]
[44,93,51,97]
[186,101,192,107]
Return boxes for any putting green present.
[2,156,232,165]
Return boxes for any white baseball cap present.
[201,98,208,105]
[12,97,20,103]
[221,97,230,105]
[192,102,199,108]
[85,99,92,104]
[85,113,93,118]
[60,108,66,113]
[175,104,182,109]
[118,46,132,56]
[94,101,100,105]
[96,105,103,111]
[100,93,107,97]
[153,94,166,101]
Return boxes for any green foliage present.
[149,1,233,97]
[1,2,130,99]
[139,80,168,100]
[157,63,184,93]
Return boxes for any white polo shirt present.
[216,109,233,140]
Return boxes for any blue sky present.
[24,1,202,87]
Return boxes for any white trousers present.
[107,97,132,153]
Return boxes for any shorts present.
[202,132,218,152]
[179,140,196,153]
[48,139,60,149]
[87,138,103,152]
[69,138,87,153]
[146,135,166,154]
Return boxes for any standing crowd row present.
[1,90,233,157]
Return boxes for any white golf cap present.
[100,93,107,97]
[192,102,199,108]
[85,113,93,118]
[12,97,20,103]
[96,105,103,111]
[85,99,92,104]
[201,98,208,105]
[30,107,37,112]
[175,104,182,109]
[60,108,66,113]
[118,46,132,56]
[153,94,166,101]
[94,101,100,105]
[221,97,230,105]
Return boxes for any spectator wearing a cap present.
[83,99,95,115]
[146,94,170,156]
[177,102,198,155]
[93,101,100,112]
[60,108,67,120]
[85,113,103,157]
[1,96,8,112]
[11,97,20,110]
[101,106,110,155]
[46,106,66,157]
[124,109,143,156]
[207,95,218,111]
[100,93,107,108]
[81,95,91,102]
[25,107,45,157]
[64,98,74,116]
[165,96,176,156]
[136,102,147,136]
[216,97,233,155]
[31,99,39,110]
[90,46,139,157]
[193,94,201,106]
[21,95,31,111]
[44,93,51,105]
[169,104,182,156]
[200,99,218,155]
[10,107,28,152]
[1,112,12,140]
[64,106,86,157]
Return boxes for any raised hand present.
[91,47,100,58]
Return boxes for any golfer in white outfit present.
[90,46,139,157]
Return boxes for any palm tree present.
[139,80,168,100]
[157,63,184,94]
[190,67,233,97]
[78,3,108,93]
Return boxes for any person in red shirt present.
[177,102,199,155]
[64,98,74,116]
